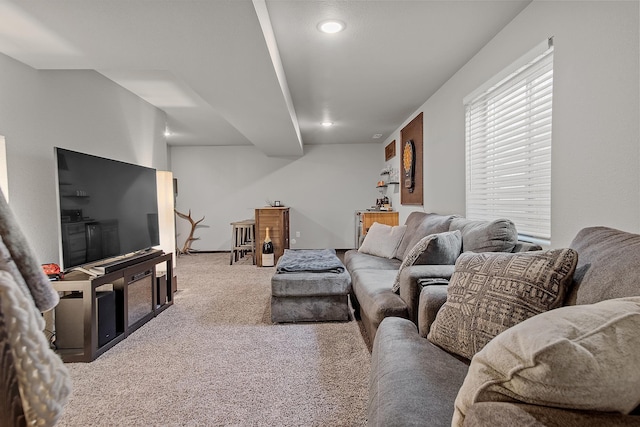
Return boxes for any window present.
[464,39,554,242]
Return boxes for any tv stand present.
[52,252,175,362]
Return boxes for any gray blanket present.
[276,249,345,274]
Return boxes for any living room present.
[0,1,638,426]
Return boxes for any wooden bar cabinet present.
[255,207,290,267]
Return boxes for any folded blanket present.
[276,249,345,274]
[0,270,70,426]
[0,301,26,427]
[0,236,33,310]
[0,189,58,312]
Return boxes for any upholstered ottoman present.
[271,249,351,323]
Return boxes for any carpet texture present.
[56,253,370,426]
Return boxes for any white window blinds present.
[464,40,554,241]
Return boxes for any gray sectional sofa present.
[344,211,540,346]
[368,226,640,426]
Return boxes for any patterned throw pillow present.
[427,248,578,360]
[391,230,462,293]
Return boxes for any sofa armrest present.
[512,240,542,252]
[464,402,640,427]
[398,264,455,324]
[418,284,448,338]
[369,317,469,427]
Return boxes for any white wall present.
[0,53,168,265]
[382,0,639,248]
[170,144,382,251]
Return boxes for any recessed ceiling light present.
[317,20,345,34]
[373,134,383,139]
[321,121,334,127]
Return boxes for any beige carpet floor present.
[56,252,371,426]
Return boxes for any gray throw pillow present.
[395,213,456,260]
[427,248,578,360]
[391,230,462,293]
[449,218,517,253]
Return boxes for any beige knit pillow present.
[427,248,578,360]
[358,222,407,259]
[453,297,640,426]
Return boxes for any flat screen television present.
[55,147,159,271]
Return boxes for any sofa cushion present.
[395,212,456,260]
[344,250,401,272]
[358,222,407,259]
[449,218,517,253]
[427,249,578,360]
[391,230,462,293]
[453,297,640,426]
[369,317,469,427]
[566,226,640,305]
[351,269,407,322]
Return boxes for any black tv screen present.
[55,147,159,271]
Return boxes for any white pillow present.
[358,222,407,259]
[453,296,640,426]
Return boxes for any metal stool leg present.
[230,224,236,265]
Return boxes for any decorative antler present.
[175,209,205,254]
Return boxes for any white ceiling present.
[0,0,530,157]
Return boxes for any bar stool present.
[230,219,256,265]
